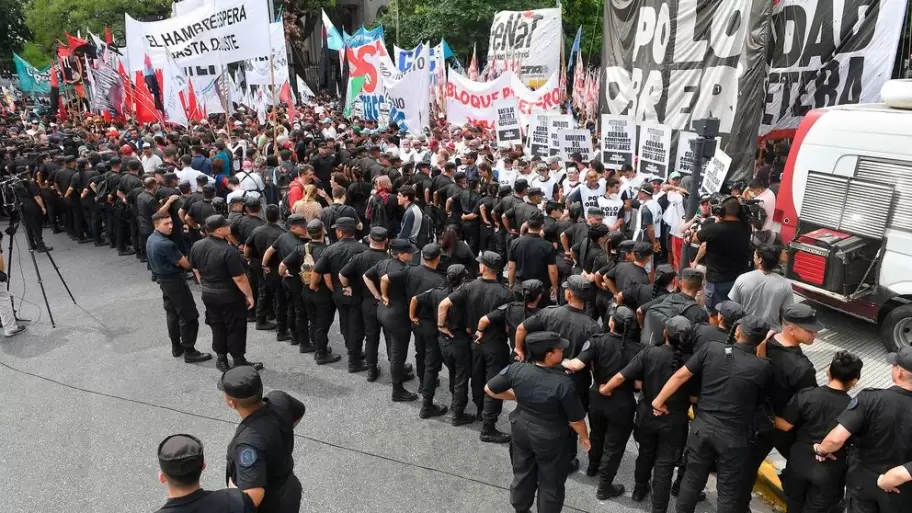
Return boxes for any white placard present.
[599,114,635,170]
[636,123,672,179]
[495,98,522,147]
[701,148,732,195]
[558,129,594,163]
[547,114,573,157]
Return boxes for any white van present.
[775,80,912,351]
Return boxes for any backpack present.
[415,207,433,247]
[299,244,316,284]
[94,174,111,204]
[320,204,349,238]
[280,181,303,219]
[640,293,704,346]
[367,193,390,229]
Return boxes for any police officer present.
[600,316,695,512]
[651,315,772,513]
[232,197,266,320]
[383,243,446,396]
[814,346,912,513]
[438,251,513,425]
[507,211,558,300]
[185,185,218,239]
[364,238,417,401]
[313,217,369,372]
[502,187,543,236]
[245,205,283,331]
[99,157,123,250]
[146,212,211,364]
[485,331,591,513]
[117,160,144,258]
[775,351,862,513]
[263,214,310,351]
[281,220,341,365]
[692,301,745,351]
[219,366,305,513]
[476,279,546,357]
[339,227,389,380]
[412,264,471,419]
[604,241,651,295]
[563,306,641,497]
[189,215,262,372]
[12,172,50,252]
[154,434,255,513]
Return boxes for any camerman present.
[693,196,752,308]
[11,172,50,252]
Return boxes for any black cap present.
[618,240,636,252]
[178,180,191,189]
[217,366,263,399]
[665,316,693,341]
[229,195,245,205]
[332,217,357,229]
[287,213,308,227]
[476,250,503,269]
[562,275,592,296]
[306,219,324,234]
[201,184,216,194]
[712,301,745,323]
[369,226,389,241]
[514,179,529,192]
[739,315,770,342]
[680,268,704,281]
[390,238,418,253]
[421,243,441,260]
[586,207,604,218]
[521,279,544,297]
[157,434,204,479]
[454,171,466,181]
[886,347,912,373]
[611,305,636,327]
[204,214,229,232]
[638,183,654,195]
[244,195,260,207]
[783,304,824,332]
[526,331,570,359]
[446,264,468,281]
[633,241,653,258]
[527,187,543,197]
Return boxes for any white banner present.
[548,115,573,157]
[125,0,271,74]
[528,112,551,158]
[393,42,440,73]
[487,8,562,88]
[446,70,561,130]
[383,45,431,135]
[245,23,289,86]
[637,123,673,179]
[674,131,699,175]
[759,0,908,136]
[701,148,732,195]
[600,114,636,171]
[495,98,522,147]
[559,129,594,164]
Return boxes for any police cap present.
[476,250,503,269]
[287,213,308,227]
[306,219,324,235]
[229,195,245,205]
[633,241,653,258]
[390,238,418,253]
[201,184,216,194]
[526,331,570,360]
[712,300,745,324]
[680,268,704,281]
[886,346,912,373]
[244,195,260,207]
[217,365,263,399]
[783,303,824,332]
[204,214,229,232]
[665,316,693,342]
[521,279,544,298]
[562,275,592,296]
[421,243,442,260]
[618,240,636,253]
[157,434,204,480]
[332,216,358,229]
[446,264,469,282]
[739,315,770,344]
[369,226,388,241]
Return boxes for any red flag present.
[66,33,89,51]
[181,78,204,123]
[133,70,163,125]
[468,44,479,81]
[280,80,296,121]
[49,64,59,88]
[105,26,114,46]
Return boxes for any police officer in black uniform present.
[233,197,266,320]
[604,242,651,296]
[245,205,283,331]
[507,211,558,300]
[313,217,369,372]
[563,306,641,497]
[502,187,543,236]
[383,243,446,396]
[117,159,144,257]
[438,251,513,426]
[185,184,218,239]
[814,346,912,513]
[651,315,772,513]
[154,434,256,513]
[263,214,311,351]
[11,173,50,252]
[99,157,123,249]
[219,366,305,513]
[485,331,591,513]
[601,316,695,512]
[189,215,262,372]
[692,301,744,351]
[476,279,546,357]
[339,226,389,380]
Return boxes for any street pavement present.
[0,228,884,513]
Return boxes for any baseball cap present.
[217,366,263,399]
[157,434,204,480]
[713,301,745,324]
[633,241,653,258]
[390,238,418,253]
[547,155,561,165]
[476,251,503,269]
[680,268,704,281]
[421,243,442,260]
[287,213,308,227]
[618,240,636,253]
[638,183,654,195]
[369,226,389,241]
[331,217,358,229]
[669,172,682,180]
[783,304,825,332]
[738,315,770,343]
[526,331,570,359]
[665,316,693,342]
[446,264,469,282]
[306,219,324,235]
[886,347,912,373]
[204,214,229,232]
[562,275,592,296]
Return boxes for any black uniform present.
[189,236,250,359]
[12,180,47,250]
[53,166,77,237]
[339,247,389,369]
[100,170,123,248]
[136,189,160,260]
[605,261,649,293]
[493,194,522,254]
[118,173,144,255]
[780,386,851,513]
[271,232,309,346]
[226,391,305,513]
[147,231,199,354]
[187,200,217,237]
[621,344,694,513]
[509,234,556,287]
[676,341,772,513]
[283,240,334,357]
[446,278,513,416]
[835,386,912,513]
[691,322,730,352]
[487,361,586,513]
[313,237,368,363]
[246,223,285,324]
[153,489,255,513]
[388,264,445,389]
[156,186,188,254]
[415,285,460,408]
[483,302,542,352]
[504,202,539,234]
[576,331,642,489]
[365,259,410,383]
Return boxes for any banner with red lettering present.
[446,69,561,129]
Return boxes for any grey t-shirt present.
[729,270,794,331]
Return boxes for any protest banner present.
[125,0,271,74]
[13,54,52,94]
[383,45,431,135]
[494,98,522,147]
[673,131,699,175]
[701,148,732,195]
[558,129,594,164]
[599,114,636,170]
[394,42,439,73]
[548,115,573,156]
[487,8,562,87]
[600,0,771,181]
[245,23,289,85]
[345,26,396,121]
[528,113,551,158]
[637,123,673,179]
[446,70,561,129]
[759,0,908,138]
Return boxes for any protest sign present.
[599,114,636,170]
[245,23,289,85]
[383,45,431,135]
[548,115,573,157]
[528,113,551,158]
[559,129,594,164]
[494,99,522,147]
[345,27,395,121]
[13,54,51,94]
[637,123,673,179]
[446,70,561,129]
[701,148,732,195]
[487,8,562,88]
[674,131,699,175]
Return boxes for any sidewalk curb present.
[754,460,786,511]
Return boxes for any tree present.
[0,0,32,72]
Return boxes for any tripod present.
[2,181,76,329]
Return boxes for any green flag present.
[344,75,367,118]
[14,54,52,94]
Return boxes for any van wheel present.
[880,305,912,352]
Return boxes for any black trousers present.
[783,446,846,513]
[102,203,117,247]
[479,223,495,253]
[412,324,436,390]
[740,429,793,512]
[588,391,635,487]
[159,276,200,350]
[510,414,572,513]
[201,289,248,358]
[59,196,74,236]
[41,190,62,230]
[114,206,130,251]
[676,417,750,513]
[270,274,289,334]
[71,197,87,239]
[472,339,510,425]
[378,303,411,385]
[464,221,480,255]
[304,290,334,354]
[283,278,308,345]
[253,267,274,321]
[86,202,102,243]
[440,332,473,412]
[130,211,142,256]
[247,266,261,316]
[845,461,912,513]
[337,300,364,360]
[635,421,688,513]
[362,298,383,366]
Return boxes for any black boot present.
[171,343,184,358]
[216,355,231,372]
[184,350,213,364]
[298,342,315,353]
[596,483,625,500]
[256,320,277,331]
[632,483,650,502]
[392,384,418,402]
[479,422,511,443]
[276,331,291,342]
[348,359,368,373]
[232,357,264,370]
[419,403,448,419]
[315,352,341,365]
[451,409,475,426]
[366,365,380,382]
[586,461,600,477]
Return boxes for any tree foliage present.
[1,0,33,71]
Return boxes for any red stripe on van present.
[775,109,826,243]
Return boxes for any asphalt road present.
[3,228,876,513]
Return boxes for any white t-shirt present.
[497,169,518,189]
[141,154,163,174]
[754,188,777,232]
[176,167,213,192]
[531,174,560,200]
[662,191,687,237]
[236,170,266,195]
[597,194,624,229]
